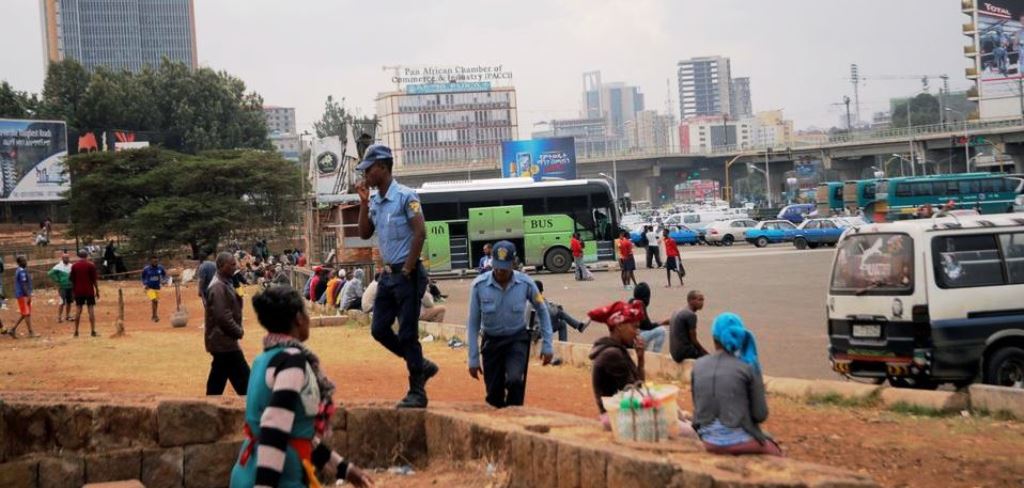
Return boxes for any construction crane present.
[845,68,952,122]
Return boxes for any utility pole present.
[850,64,861,125]
[843,96,852,131]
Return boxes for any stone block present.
[183,440,241,488]
[806,379,882,400]
[424,412,472,462]
[141,447,183,488]
[5,404,53,456]
[555,441,580,488]
[880,388,968,412]
[397,408,427,466]
[577,443,610,488]
[505,432,534,488]
[83,482,145,488]
[215,404,246,439]
[84,449,142,484]
[530,435,558,488]
[970,384,1024,419]
[606,450,680,488]
[156,400,222,447]
[92,405,158,450]
[39,454,85,488]
[0,457,39,488]
[326,429,348,456]
[764,376,813,399]
[55,404,96,451]
[346,407,399,467]
[470,423,508,460]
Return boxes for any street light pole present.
[906,96,916,176]
[764,150,772,207]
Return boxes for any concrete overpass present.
[395,118,1024,203]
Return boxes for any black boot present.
[396,358,439,409]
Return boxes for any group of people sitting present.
[303,266,449,324]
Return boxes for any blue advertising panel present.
[0,119,68,201]
[500,137,576,181]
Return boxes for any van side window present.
[932,235,1005,288]
[1000,233,1024,284]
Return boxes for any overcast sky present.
[2,0,970,133]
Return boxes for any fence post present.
[112,288,126,337]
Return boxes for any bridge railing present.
[394,118,1024,175]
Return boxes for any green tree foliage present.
[66,147,300,257]
[313,95,379,145]
[0,81,42,118]
[33,59,269,153]
[891,93,941,128]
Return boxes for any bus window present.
[832,185,843,201]
[982,179,1002,193]
[895,183,911,197]
[945,181,959,195]
[933,234,1004,288]
[913,182,933,196]
[863,184,876,200]
[959,180,981,195]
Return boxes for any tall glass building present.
[40,0,198,72]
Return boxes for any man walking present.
[69,249,100,337]
[8,256,36,338]
[570,233,585,281]
[466,241,553,408]
[142,255,168,322]
[670,290,710,363]
[645,225,662,268]
[196,249,217,308]
[204,252,249,396]
[357,144,438,408]
[48,252,74,322]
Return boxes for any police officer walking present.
[466,241,553,408]
[357,144,438,409]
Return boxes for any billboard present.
[974,0,1024,117]
[0,119,68,201]
[500,137,576,181]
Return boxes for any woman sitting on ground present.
[587,300,646,429]
[230,285,374,487]
[691,312,782,456]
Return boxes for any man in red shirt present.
[617,231,637,291]
[570,233,586,281]
[662,228,685,288]
[69,249,100,337]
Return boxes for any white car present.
[1015,194,1024,213]
[704,218,759,246]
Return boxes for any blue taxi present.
[744,220,797,248]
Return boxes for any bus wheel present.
[984,346,1024,388]
[794,238,808,250]
[755,237,768,248]
[544,247,573,273]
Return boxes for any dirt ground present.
[0,282,1022,487]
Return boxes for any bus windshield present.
[831,233,914,295]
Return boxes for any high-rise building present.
[678,115,753,153]
[677,56,732,119]
[626,110,675,152]
[580,72,644,136]
[263,106,296,135]
[40,0,198,72]
[730,77,753,118]
[376,84,519,169]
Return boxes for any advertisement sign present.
[0,119,68,201]
[309,136,344,203]
[976,1,1024,111]
[407,82,491,94]
[500,137,576,181]
[389,65,512,88]
[674,180,720,203]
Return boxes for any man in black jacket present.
[204,252,249,396]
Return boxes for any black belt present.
[385,260,421,273]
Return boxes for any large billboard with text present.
[0,119,68,201]
[500,137,576,182]
[974,0,1024,117]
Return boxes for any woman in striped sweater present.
[230,286,373,488]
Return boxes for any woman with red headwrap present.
[587,300,647,428]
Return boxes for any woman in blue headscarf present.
[689,313,782,456]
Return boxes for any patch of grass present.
[805,391,880,408]
[972,408,1019,421]
[887,402,949,418]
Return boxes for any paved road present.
[431,243,839,380]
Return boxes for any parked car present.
[777,203,817,224]
[744,220,797,247]
[705,218,759,246]
[791,218,845,250]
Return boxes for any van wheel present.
[794,238,807,250]
[543,247,573,273]
[755,236,769,248]
[887,376,940,390]
[984,346,1024,388]
[723,235,734,246]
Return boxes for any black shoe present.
[421,358,439,383]
[396,390,428,409]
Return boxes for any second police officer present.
[466,241,553,408]
[356,144,438,409]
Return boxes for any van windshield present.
[831,233,914,295]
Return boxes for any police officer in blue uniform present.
[466,241,553,408]
[357,144,438,409]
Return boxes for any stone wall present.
[0,392,876,488]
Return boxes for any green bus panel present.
[422,221,451,272]
[522,214,574,266]
[469,205,524,241]
[468,208,493,241]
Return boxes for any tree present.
[313,95,380,147]
[41,59,91,127]
[0,81,40,118]
[891,93,941,128]
[66,147,300,257]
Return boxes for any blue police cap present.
[356,144,393,171]
[491,241,517,270]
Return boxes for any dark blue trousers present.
[371,262,427,374]
[481,329,531,408]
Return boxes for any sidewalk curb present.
[408,320,1021,418]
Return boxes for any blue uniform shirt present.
[141,265,167,290]
[466,270,553,369]
[14,267,31,298]
[369,181,422,265]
